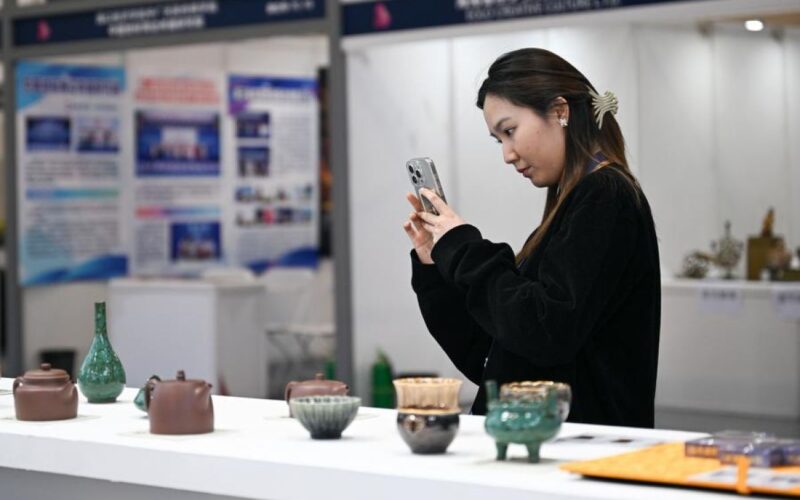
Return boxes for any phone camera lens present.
[415,170,422,178]
[408,165,414,173]
[411,176,418,184]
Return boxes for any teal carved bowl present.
[289,396,361,439]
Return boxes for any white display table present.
[108,278,266,398]
[0,379,742,500]
[659,278,800,418]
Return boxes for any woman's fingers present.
[416,210,436,224]
[406,192,424,212]
[419,188,449,215]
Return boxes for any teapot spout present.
[485,380,499,403]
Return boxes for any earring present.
[559,117,568,128]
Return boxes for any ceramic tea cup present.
[393,377,462,412]
[397,409,460,454]
[500,380,572,422]
[289,396,361,439]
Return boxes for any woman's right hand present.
[402,192,434,264]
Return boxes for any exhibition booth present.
[0,0,799,498]
[0,0,349,399]
[341,0,800,419]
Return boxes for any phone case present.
[406,157,447,215]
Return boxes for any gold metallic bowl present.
[393,377,462,412]
[500,380,572,422]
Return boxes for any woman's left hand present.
[416,188,466,245]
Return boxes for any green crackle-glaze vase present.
[78,302,126,403]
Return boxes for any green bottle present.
[324,358,336,381]
[78,302,126,403]
[371,350,394,408]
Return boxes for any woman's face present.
[482,94,567,188]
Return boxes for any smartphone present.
[406,157,447,215]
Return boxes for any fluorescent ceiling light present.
[744,19,764,31]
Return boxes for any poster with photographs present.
[227,75,319,271]
[129,70,226,276]
[16,61,127,285]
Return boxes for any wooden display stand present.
[747,236,783,280]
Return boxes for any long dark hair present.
[476,48,639,262]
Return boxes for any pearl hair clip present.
[588,88,618,129]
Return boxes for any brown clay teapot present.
[145,370,214,435]
[13,363,78,421]
[285,373,348,416]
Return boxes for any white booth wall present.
[347,25,800,405]
[22,36,329,375]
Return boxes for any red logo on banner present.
[36,20,52,42]
[373,3,392,30]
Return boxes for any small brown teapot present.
[145,370,214,435]
[13,363,78,421]
[285,373,348,416]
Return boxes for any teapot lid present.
[159,370,210,387]
[23,363,70,383]
[296,373,347,388]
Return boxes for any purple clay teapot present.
[145,370,214,435]
[285,373,348,416]
[13,363,78,421]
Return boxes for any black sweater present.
[410,166,660,427]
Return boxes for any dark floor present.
[655,407,800,438]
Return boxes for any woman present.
[402,48,660,428]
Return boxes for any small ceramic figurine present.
[761,207,775,238]
[145,370,214,435]
[680,251,711,279]
[711,221,743,279]
[13,363,78,421]
[765,240,793,280]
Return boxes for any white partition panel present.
[346,40,475,401]
[636,26,717,275]
[786,29,800,249]
[714,31,791,267]
[451,32,548,253]
[547,26,640,175]
[346,24,800,415]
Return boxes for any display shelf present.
[0,378,746,500]
[663,277,800,297]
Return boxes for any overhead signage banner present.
[16,61,128,286]
[226,75,320,272]
[15,0,325,46]
[343,0,705,36]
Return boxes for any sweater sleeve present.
[410,250,492,384]
[430,174,638,366]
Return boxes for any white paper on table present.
[771,289,800,320]
[697,286,744,315]
[690,467,800,491]
[552,433,664,448]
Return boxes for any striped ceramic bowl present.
[289,396,361,439]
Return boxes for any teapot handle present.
[284,382,296,402]
[12,377,22,394]
[144,378,157,410]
